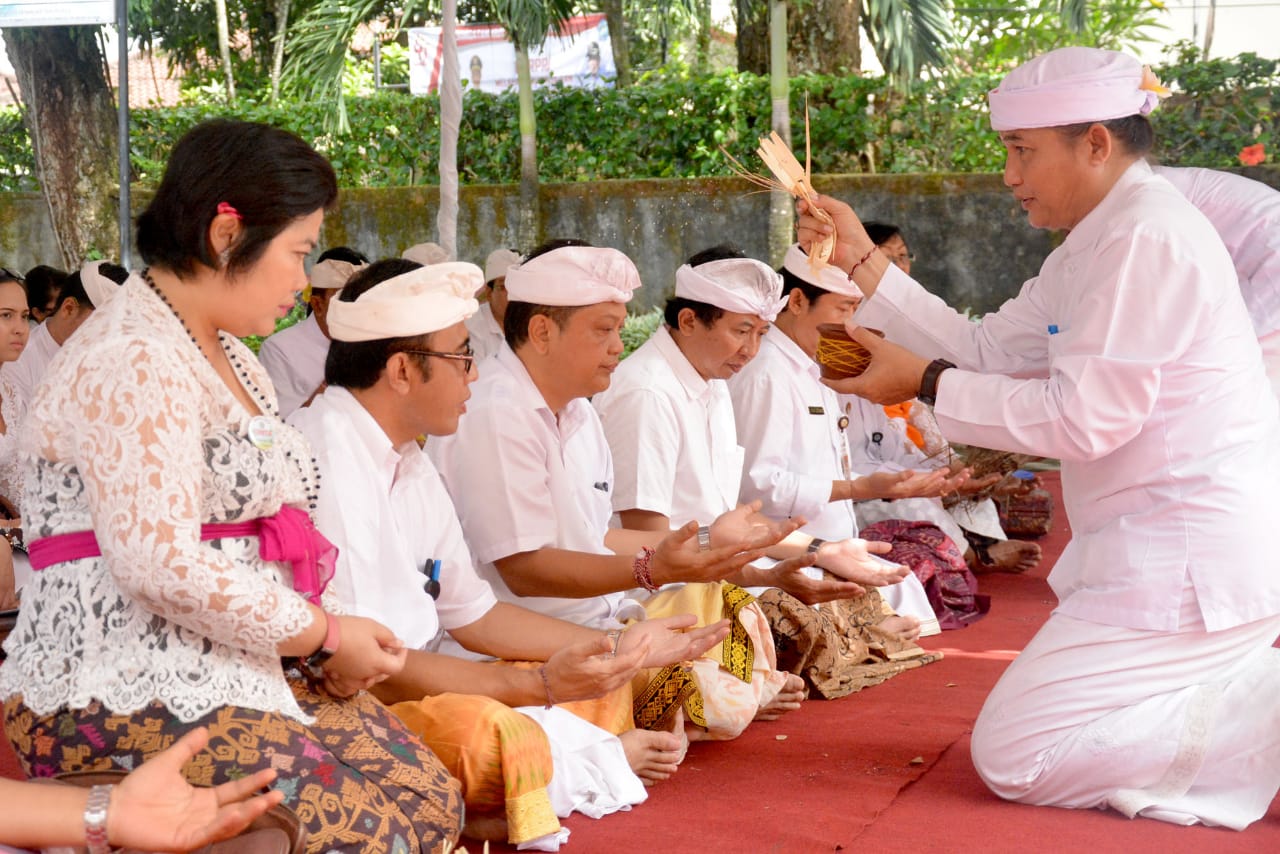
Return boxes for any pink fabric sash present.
[26,506,336,605]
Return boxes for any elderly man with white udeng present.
[800,47,1280,829]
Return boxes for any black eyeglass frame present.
[402,346,476,374]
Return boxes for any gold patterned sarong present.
[391,693,560,847]
[631,581,787,739]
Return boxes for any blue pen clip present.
[422,558,442,600]
[1047,324,1060,335]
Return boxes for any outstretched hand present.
[821,326,931,405]
[542,631,651,703]
[767,554,867,606]
[623,614,731,668]
[107,727,284,851]
[652,513,803,587]
[812,538,908,587]
[856,466,970,501]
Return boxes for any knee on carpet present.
[970,710,1049,802]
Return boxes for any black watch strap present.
[918,358,956,406]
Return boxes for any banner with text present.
[409,14,615,96]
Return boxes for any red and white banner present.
[409,13,615,95]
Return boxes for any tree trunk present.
[602,0,630,87]
[214,0,237,103]
[3,26,119,268]
[768,1,793,266]
[739,0,860,75]
[736,0,770,74]
[696,0,712,74]
[270,0,292,104]
[516,46,540,250]
[1202,0,1217,60]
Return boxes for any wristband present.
[848,245,878,277]
[538,664,557,709]
[806,537,826,555]
[632,546,659,593]
[84,784,112,854]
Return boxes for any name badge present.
[247,415,276,451]
[808,406,825,415]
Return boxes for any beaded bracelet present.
[848,245,878,278]
[538,664,557,709]
[632,546,658,593]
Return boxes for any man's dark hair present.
[317,246,370,265]
[1058,114,1154,157]
[325,258,434,390]
[663,244,746,329]
[23,265,66,312]
[862,222,903,247]
[502,239,593,350]
[778,265,830,306]
[137,119,338,279]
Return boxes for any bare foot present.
[980,539,1042,574]
[755,673,805,721]
[881,614,922,642]
[461,812,508,842]
[621,708,688,786]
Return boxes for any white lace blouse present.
[0,276,319,723]
[0,368,23,511]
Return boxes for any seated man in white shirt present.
[467,248,520,363]
[2,260,127,430]
[434,241,804,748]
[258,247,367,417]
[728,244,973,638]
[595,245,947,697]
[290,258,732,844]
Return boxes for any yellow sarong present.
[391,693,561,846]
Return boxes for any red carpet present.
[4,472,1277,852]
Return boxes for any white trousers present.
[971,608,1280,829]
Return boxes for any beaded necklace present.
[141,268,321,514]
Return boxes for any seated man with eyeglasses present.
[288,258,732,848]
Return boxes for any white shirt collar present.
[494,342,595,440]
[764,324,821,379]
[313,385,426,492]
[650,325,713,404]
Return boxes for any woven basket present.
[816,324,882,380]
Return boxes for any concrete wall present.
[329,173,1058,315]
[3,166,1277,316]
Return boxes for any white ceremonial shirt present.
[727,326,859,541]
[1154,166,1280,338]
[0,321,59,426]
[466,302,507,364]
[855,160,1280,633]
[289,386,496,651]
[593,326,744,526]
[258,314,328,417]
[433,345,638,628]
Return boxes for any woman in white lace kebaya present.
[0,120,463,853]
[0,269,29,610]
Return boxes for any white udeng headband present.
[504,246,641,306]
[401,242,451,266]
[310,259,365,291]
[988,46,1163,131]
[326,262,482,342]
[674,258,788,322]
[80,260,122,308]
[783,244,860,297]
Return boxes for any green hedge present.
[0,53,1273,192]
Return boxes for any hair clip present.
[216,201,243,220]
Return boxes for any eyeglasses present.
[403,345,475,374]
[885,253,915,266]
[0,267,25,284]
